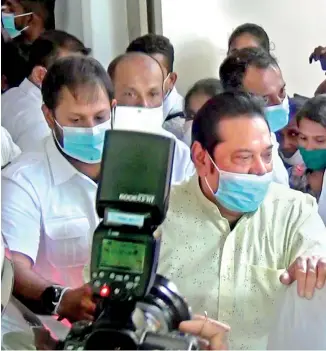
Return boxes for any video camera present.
[59,129,199,350]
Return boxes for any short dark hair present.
[228,23,270,53]
[126,34,174,72]
[184,78,223,116]
[192,91,267,154]
[42,56,114,110]
[296,94,326,128]
[107,52,164,81]
[27,30,91,75]
[1,39,28,88]
[20,0,55,30]
[219,47,279,91]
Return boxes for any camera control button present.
[124,275,130,281]
[126,282,134,289]
[115,275,123,282]
[134,276,140,282]
[94,280,101,287]
[99,271,105,278]
[92,272,98,278]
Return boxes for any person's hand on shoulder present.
[179,314,230,350]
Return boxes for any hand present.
[307,170,324,196]
[57,284,96,322]
[280,256,326,299]
[309,46,326,64]
[179,314,230,350]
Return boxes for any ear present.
[169,72,178,86]
[30,66,47,86]
[191,141,211,177]
[42,104,55,129]
[110,98,117,109]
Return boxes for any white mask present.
[112,105,165,135]
[280,150,304,166]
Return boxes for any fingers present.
[179,319,228,337]
[316,258,326,289]
[279,270,291,285]
[310,46,326,63]
[179,319,229,350]
[192,315,230,331]
[304,257,317,299]
[286,256,326,299]
[293,256,307,297]
[82,283,94,296]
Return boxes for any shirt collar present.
[45,135,84,186]
[189,173,224,217]
[163,87,184,119]
[19,78,42,101]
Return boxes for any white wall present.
[55,0,130,69]
[161,0,326,97]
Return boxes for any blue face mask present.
[54,120,111,164]
[205,155,273,213]
[265,97,289,132]
[1,12,32,39]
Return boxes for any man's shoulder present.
[168,177,195,207]
[2,147,48,185]
[267,182,316,204]
[1,86,25,106]
[263,182,318,220]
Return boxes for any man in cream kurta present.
[156,92,326,350]
[157,176,326,349]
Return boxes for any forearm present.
[13,262,52,300]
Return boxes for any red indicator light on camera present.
[100,285,110,297]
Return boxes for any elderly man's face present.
[113,56,164,108]
[243,65,286,106]
[193,115,273,195]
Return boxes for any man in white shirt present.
[219,47,290,186]
[157,92,326,349]
[1,126,21,168]
[126,34,185,140]
[2,56,115,322]
[1,29,90,152]
[108,52,194,184]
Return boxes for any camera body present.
[59,129,199,350]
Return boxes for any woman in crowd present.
[182,78,223,146]
[296,94,326,224]
[276,97,309,191]
[227,23,270,54]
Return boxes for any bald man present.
[108,52,195,184]
[108,52,167,108]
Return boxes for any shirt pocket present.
[44,217,90,268]
[241,265,285,327]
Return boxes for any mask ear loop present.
[204,152,220,195]
[163,73,172,100]
[110,106,116,129]
[14,12,33,32]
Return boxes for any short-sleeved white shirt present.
[1,127,21,168]
[1,136,99,288]
[1,79,50,152]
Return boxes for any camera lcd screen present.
[99,239,146,274]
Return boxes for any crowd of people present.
[1,0,326,349]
